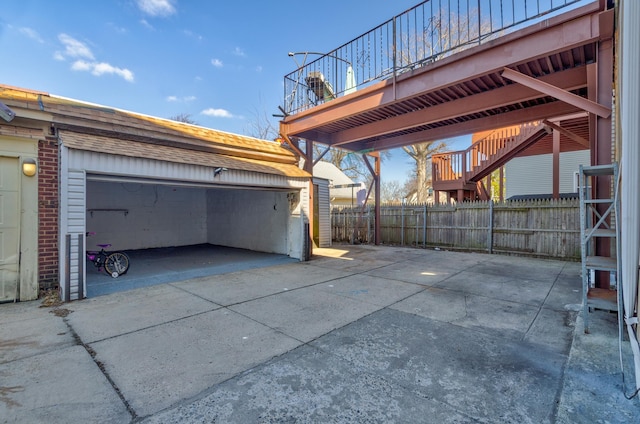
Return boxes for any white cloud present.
[201,108,234,118]
[136,0,176,17]
[56,33,134,82]
[233,47,246,57]
[19,27,44,43]
[166,95,196,102]
[71,60,92,71]
[92,62,135,81]
[71,60,135,82]
[58,33,94,60]
[183,29,203,40]
[211,58,223,68]
[140,19,154,30]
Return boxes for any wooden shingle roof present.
[0,84,308,178]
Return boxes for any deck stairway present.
[432,121,551,201]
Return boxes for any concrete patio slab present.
[0,304,74,364]
[364,258,463,286]
[391,286,541,340]
[172,262,353,306]
[311,308,567,424]
[434,269,555,306]
[556,310,639,423]
[89,308,301,417]
[141,343,477,424]
[2,244,638,423]
[0,345,130,423]
[66,283,221,343]
[228,287,382,343]
[467,255,566,283]
[313,273,424,307]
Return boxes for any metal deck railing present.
[283,0,587,115]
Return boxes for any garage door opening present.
[86,244,296,297]
[84,179,299,297]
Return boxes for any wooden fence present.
[331,199,580,260]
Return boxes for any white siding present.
[64,169,86,301]
[68,149,306,191]
[314,177,331,247]
[505,150,590,198]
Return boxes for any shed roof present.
[312,161,364,199]
[0,84,309,178]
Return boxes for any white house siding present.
[60,168,86,301]
[314,177,331,248]
[505,150,590,199]
[59,145,309,301]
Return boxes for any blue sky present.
[0,0,471,184]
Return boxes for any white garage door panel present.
[0,157,20,302]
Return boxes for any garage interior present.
[85,179,299,297]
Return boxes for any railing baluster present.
[284,0,583,114]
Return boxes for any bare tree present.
[169,113,198,125]
[381,180,404,203]
[402,141,447,203]
[313,145,391,183]
[244,106,279,140]
[397,8,495,203]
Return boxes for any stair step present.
[581,164,616,177]
[586,287,618,312]
[584,228,616,238]
[582,198,614,204]
[585,255,617,271]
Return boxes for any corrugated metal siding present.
[506,150,589,198]
[68,149,308,190]
[66,169,86,300]
[315,178,331,247]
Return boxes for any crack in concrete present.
[61,317,138,421]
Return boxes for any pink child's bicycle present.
[86,232,130,278]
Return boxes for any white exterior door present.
[0,157,20,302]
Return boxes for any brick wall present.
[38,136,59,290]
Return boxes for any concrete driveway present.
[1,245,638,423]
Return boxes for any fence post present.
[415,210,418,247]
[488,200,494,254]
[423,204,427,248]
[368,206,372,243]
[401,202,405,246]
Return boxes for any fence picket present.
[330,199,580,259]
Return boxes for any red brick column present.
[38,136,59,290]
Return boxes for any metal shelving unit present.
[579,163,621,334]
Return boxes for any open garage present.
[57,127,310,301]
[82,179,304,297]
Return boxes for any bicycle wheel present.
[105,252,130,277]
